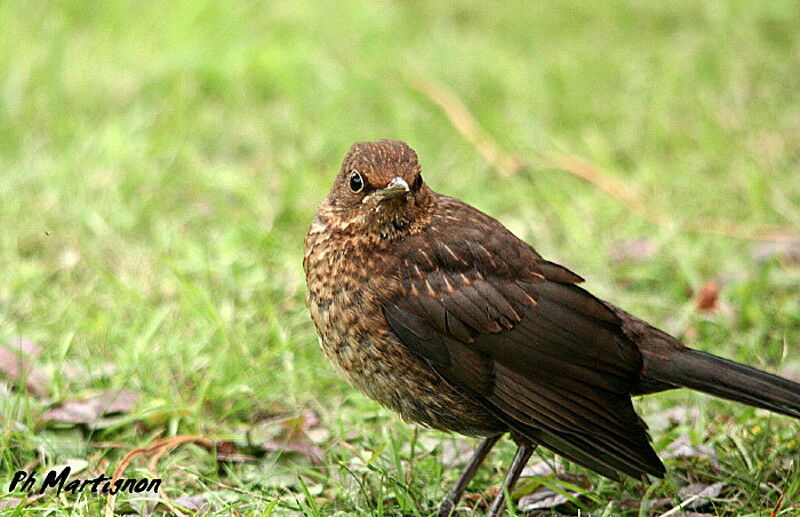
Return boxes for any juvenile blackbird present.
[303,139,800,516]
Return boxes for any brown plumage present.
[303,139,800,516]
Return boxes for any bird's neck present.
[314,195,436,244]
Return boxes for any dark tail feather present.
[645,349,800,419]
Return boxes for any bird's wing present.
[384,221,665,480]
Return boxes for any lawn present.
[1,0,799,515]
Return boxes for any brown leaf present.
[695,280,721,312]
[516,469,590,512]
[42,390,139,428]
[610,238,659,264]
[215,440,258,463]
[105,435,213,517]
[0,344,49,398]
[254,410,326,464]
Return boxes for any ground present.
[1,1,799,515]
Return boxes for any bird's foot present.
[437,497,454,517]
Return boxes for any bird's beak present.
[374,177,410,200]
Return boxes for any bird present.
[303,139,800,516]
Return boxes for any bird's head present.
[324,139,434,240]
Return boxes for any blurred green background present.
[1,0,799,515]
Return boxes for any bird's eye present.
[349,171,364,192]
[412,174,423,191]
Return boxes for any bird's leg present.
[486,443,535,517]
[437,435,501,517]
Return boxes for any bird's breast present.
[303,224,503,436]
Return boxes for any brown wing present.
[384,202,665,480]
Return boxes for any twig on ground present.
[104,435,213,517]
[408,74,797,242]
[405,75,527,178]
[545,153,797,241]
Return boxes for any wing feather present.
[384,232,665,479]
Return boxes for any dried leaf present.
[751,239,800,264]
[0,494,45,509]
[610,238,658,264]
[42,390,139,428]
[141,495,212,515]
[262,439,324,464]
[518,489,572,511]
[782,363,800,383]
[663,435,718,466]
[695,280,721,312]
[521,459,564,478]
[254,410,325,464]
[516,469,589,512]
[7,338,41,358]
[105,435,213,517]
[216,440,259,463]
[0,498,22,510]
[678,481,725,510]
[61,362,117,382]
[646,497,674,511]
[440,438,479,468]
[646,406,700,432]
[0,345,49,398]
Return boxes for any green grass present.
[1,0,799,515]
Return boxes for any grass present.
[1,0,799,514]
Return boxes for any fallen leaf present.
[216,440,259,463]
[0,494,45,509]
[663,435,718,467]
[695,280,721,312]
[106,435,213,517]
[779,361,800,383]
[0,344,49,398]
[254,410,325,464]
[440,438,479,468]
[646,406,700,432]
[610,238,658,264]
[515,470,590,512]
[42,390,139,428]
[646,497,673,511]
[61,362,117,382]
[751,239,800,264]
[262,439,324,464]
[7,338,41,358]
[517,489,572,511]
[0,498,22,510]
[679,482,725,510]
[133,494,212,515]
[521,459,564,478]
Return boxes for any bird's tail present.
[644,348,800,419]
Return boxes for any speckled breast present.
[303,217,504,437]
